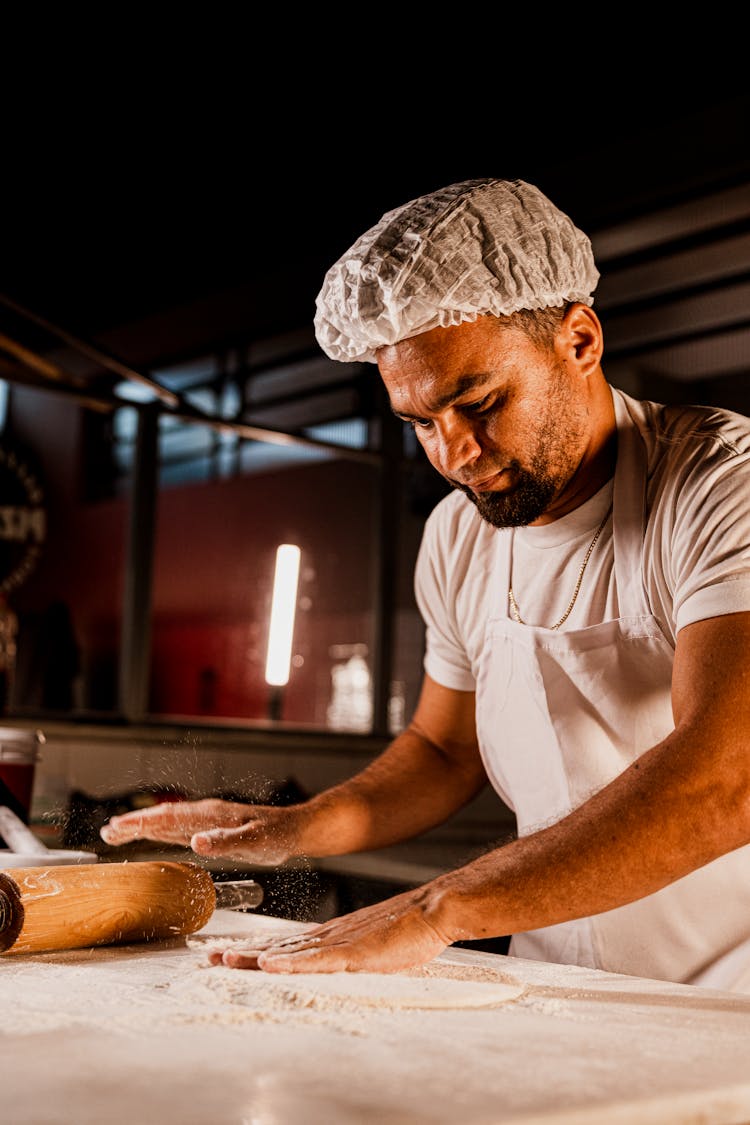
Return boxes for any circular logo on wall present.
[0,442,46,594]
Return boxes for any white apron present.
[475,388,750,985]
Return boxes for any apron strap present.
[611,388,651,620]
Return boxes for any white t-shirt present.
[415,390,750,693]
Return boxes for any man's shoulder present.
[620,389,750,465]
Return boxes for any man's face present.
[377,315,593,528]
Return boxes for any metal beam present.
[0,291,181,409]
[118,402,159,720]
[370,383,402,737]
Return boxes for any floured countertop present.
[2,911,750,1125]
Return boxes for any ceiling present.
[1,88,749,420]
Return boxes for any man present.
[101,179,750,991]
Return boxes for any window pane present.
[148,426,380,729]
[1,382,433,736]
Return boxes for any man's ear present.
[556,304,603,376]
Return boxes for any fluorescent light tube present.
[265,544,301,687]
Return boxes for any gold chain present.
[508,505,613,631]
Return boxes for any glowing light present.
[264,544,301,686]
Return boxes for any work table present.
[3,910,750,1124]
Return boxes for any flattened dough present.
[257,970,525,1010]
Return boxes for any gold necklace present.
[508,504,613,631]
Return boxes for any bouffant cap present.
[314,178,599,364]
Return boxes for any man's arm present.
[432,610,750,936]
[237,610,750,973]
[100,674,487,863]
[289,674,485,855]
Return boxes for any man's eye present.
[463,396,493,416]
[406,417,432,430]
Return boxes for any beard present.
[452,461,558,528]
[448,357,585,528]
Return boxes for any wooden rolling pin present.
[0,861,219,955]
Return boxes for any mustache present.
[448,459,515,490]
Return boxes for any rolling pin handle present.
[213,879,264,911]
[0,872,24,951]
[0,889,13,932]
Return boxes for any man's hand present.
[99,677,482,870]
[99,798,304,866]
[207,883,453,974]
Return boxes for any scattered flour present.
[0,926,526,1042]
[187,930,525,1009]
[5,917,750,1125]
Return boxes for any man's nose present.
[436,419,482,474]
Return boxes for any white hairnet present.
[314,178,600,364]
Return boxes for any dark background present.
[2,71,748,358]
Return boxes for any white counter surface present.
[2,910,750,1124]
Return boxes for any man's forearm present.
[296,725,487,858]
[426,719,750,944]
[426,614,750,943]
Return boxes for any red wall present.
[6,385,424,725]
[6,384,385,721]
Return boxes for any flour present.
[0,925,526,1046]
[5,914,750,1125]
[187,930,525,1010]
[195,965,525,1011]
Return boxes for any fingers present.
[205,945,314,970]
[250,920,385,974]
[206,948,228,966]
[205,928,315,970]
[206,937,337,973]
[208,893,449,975]
[99,811,145,845]
[206,919,374,975]
[99,806,193,845]
[99,798,242,846]
[222,948,264,969]
[257,942,344,973]
[99,796,296,865]
[206,947,263,969]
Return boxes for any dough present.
[257,970,525,1010]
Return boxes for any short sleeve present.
[414,503,477,692]
[656,411,750,633]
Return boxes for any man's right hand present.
[99,797,305,866]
